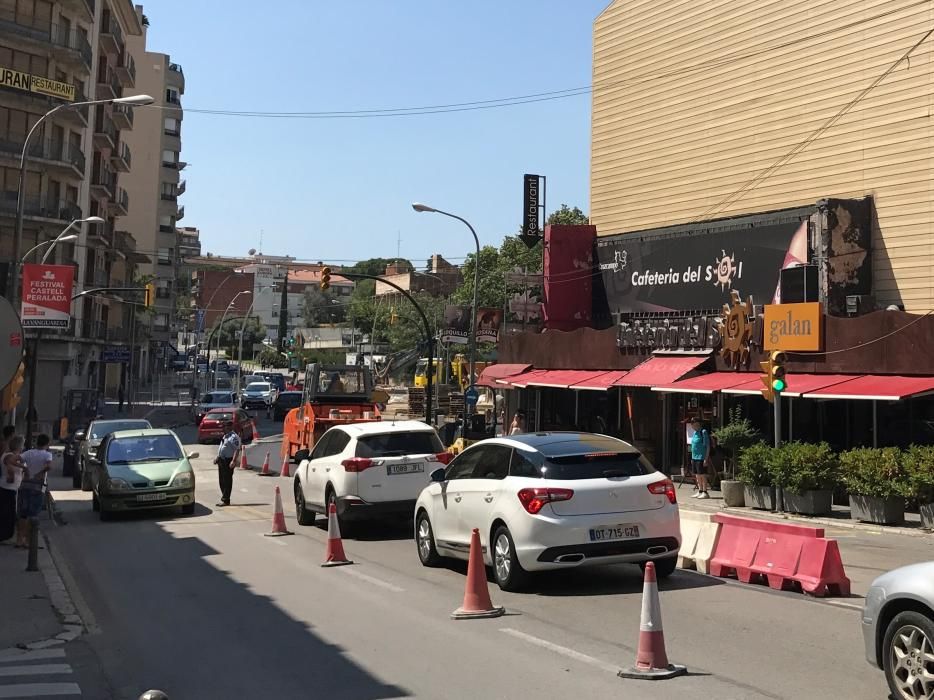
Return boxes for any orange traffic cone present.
[618,561,686,680]
[258,451,273,476]
[264,486,293,537]
[321,503,353,567]
[451,529,505,620]
[279,453,291,478]
[238,448,249,470]
[251,420,261,440]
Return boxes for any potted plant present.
[738,441,775,510]
[904,445,934,529]
[839,447,908,525]
[714,406,761,507]
[770,441,837,516]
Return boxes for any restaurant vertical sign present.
[21,264,73,329]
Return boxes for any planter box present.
[721,480,745,507]
[920,502,934,529]
[849,494,905,525]
[743,484,775,511]
[782,489,833,516]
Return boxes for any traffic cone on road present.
[264,486,293,537]
[451,528,505,620]
[258,451,274,476]
[251,420,261,440]
[279,453,291,478]
[321,503,353,567]
[617,561,687,680]
[239,448,249,470]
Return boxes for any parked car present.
[293,420,449,534]
[413,432,681,591]
[197,408,255,444]
[210,360,230,373]
[862,562,934,700]
[196,391,238,424]
[90,428,198,520]
[241,382,277,410]
[273,391,303,421]
[75,418,153,490]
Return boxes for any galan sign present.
[21,264,74,329]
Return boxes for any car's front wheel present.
[492,525,529,592]
[80,462,93,492]
[883,610,934,700]
[416,512,442,567]
[295,481,315,526]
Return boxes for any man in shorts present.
[689,419,711,499]
[17,434,53,547]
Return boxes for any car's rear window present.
[541,452,653,480]
[355,432,443,458]
[206,412,234,422]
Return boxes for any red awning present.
[803,375,934,401]
[516,369,614,389]
[722,373,860,397]
[477,363,531,388]
[508,369,554,388]
[571,370,629,391]
[652,372,757,394]
[613,355,708,388]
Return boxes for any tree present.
[547,204,589,226]
[450,236,543,310]
[300,287,344,326]
[214,315,266,356]
[257,346,288,369]
[348,258,412,277]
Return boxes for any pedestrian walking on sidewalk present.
[16,434,52,548]
[0,435,24,543]
[215,421,241,508]
[690,418,712,499]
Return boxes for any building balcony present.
[177,205,185,221]
[177,180,186,196]
[60,91,89,127]
[93,113,116,150]
[50,24,92,72]
[109,187,128,216]
[0,136,85,179]
[91,166,116,199]
[99,12,124,55]
[0,193,80,223]
[96,66,117,100]
[114,51,135,88]
[60,0,94,21]
[111,142,131,172]
[167,62,185,91]
[166,93,182,107]
[112,103,134,130]
[160,191,176,202]
[0,11,51,50]
[80,318,107,340]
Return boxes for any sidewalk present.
[0,542,60,649]
[679,489,934,597]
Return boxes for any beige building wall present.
[591,0,934,312]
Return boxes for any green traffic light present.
[772,378,786,392]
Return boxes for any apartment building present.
[0,0,144,422]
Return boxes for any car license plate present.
[589,524,640,541]
[387,463,424,475]
[136,493,167,502]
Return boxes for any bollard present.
[139,691,169,700]
[25,516,39,572]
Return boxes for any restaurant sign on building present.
[763,302,824,352]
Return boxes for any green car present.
[90,428,198,520]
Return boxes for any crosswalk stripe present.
[0,650,65,663]
[0,664,72,677]
[0,683,81,698]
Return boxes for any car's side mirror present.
[74,430,86,441]
[430,467,447,483]
[293,449,310,463]
[186,452,199,460]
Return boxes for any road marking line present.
[0,650,65,663]
[500,628,618,674]
[338,566,405,593]
[823,599,863,611]
[0,664,72,677]
[0,682,81,697]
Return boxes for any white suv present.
[293,420,449,535]
[414,432,681,591]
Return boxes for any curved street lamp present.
[20,216,104,263]
[213,291,251,389]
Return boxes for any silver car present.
[862,562,934,700]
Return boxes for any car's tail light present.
[517,487,574,515]
[428,452,453,465]
[341,458,378,472]
[648,479,677,504]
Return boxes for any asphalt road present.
[43,416,905,699]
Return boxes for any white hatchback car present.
[414,432,681,591]
[293,420,449,535]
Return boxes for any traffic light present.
[144,282,155,308]
[760,350,788,402]
[1,362,25,412]
[320,267,331,291]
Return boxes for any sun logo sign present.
[713,250,737,291]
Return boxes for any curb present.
[679,503,932,538]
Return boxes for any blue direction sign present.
[101,347,131,363]
[195,308,206,333]
[464,385,479,406]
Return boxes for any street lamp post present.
[8,94,153,306]
[413,203,480,410]
[236,287,273,393]
[214,290,251,390]
[191,271,241,404]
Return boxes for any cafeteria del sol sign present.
[763,302,823,352]
[21,264,74,329]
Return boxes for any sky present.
[141,0,610,267]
